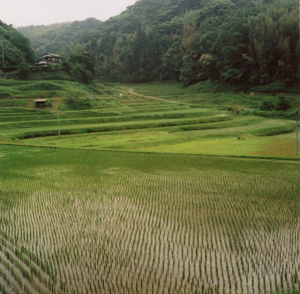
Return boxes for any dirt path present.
[121,87,186,105]
[121,87,257,112]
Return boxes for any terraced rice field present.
[0,85,299,294]
[0,146,299,294]
[0,88,297,157]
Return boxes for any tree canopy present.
[0,20,35,68]
[68,53,95,83]
[17,0,299,87]
[17,61,30,79]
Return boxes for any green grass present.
[133,135,284,156]
[0,99,27,107]
[0,79,112,99]
[19,116,298,157]
[122,82,300,112]
[6,114,228,139]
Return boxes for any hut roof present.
[35,99,48,102]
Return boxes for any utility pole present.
[1,38,5,68]
[57,104,60,138]
[296,108,298,157]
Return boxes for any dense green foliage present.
[260,95,291,111]
[0,20,35,68]
[276,95,291,111]
[18,0,299,87]
[67,53,96,83]
[17,18,101,58]
[17,61,30,79]
[64,96,92,109]
[260,100,275,111]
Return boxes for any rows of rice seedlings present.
[0,146,299,294]
[0,230,54,294]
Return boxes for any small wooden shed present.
[35,99,47,107]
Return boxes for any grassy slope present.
[124,82,300,110]
[0,78,111,98]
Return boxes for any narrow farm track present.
[0,146,299,294]
[124,87,184,105]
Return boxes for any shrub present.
[64,97,91,109]
[17,62,30,80]
[71,63,93,84]
[260,100,275,111]
[276,95,290,111]
[49,64,61,72]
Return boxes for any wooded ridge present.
[11,0,300,87]
[0,20,35,69]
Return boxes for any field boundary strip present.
[1,142,300,162]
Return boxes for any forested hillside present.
[18,18,101,58]
[0,21,35,68]
[18,0,299,87]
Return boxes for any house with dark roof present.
[35,53,61,66]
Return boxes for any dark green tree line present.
[0,20,35,68]
[17,0,299,87]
